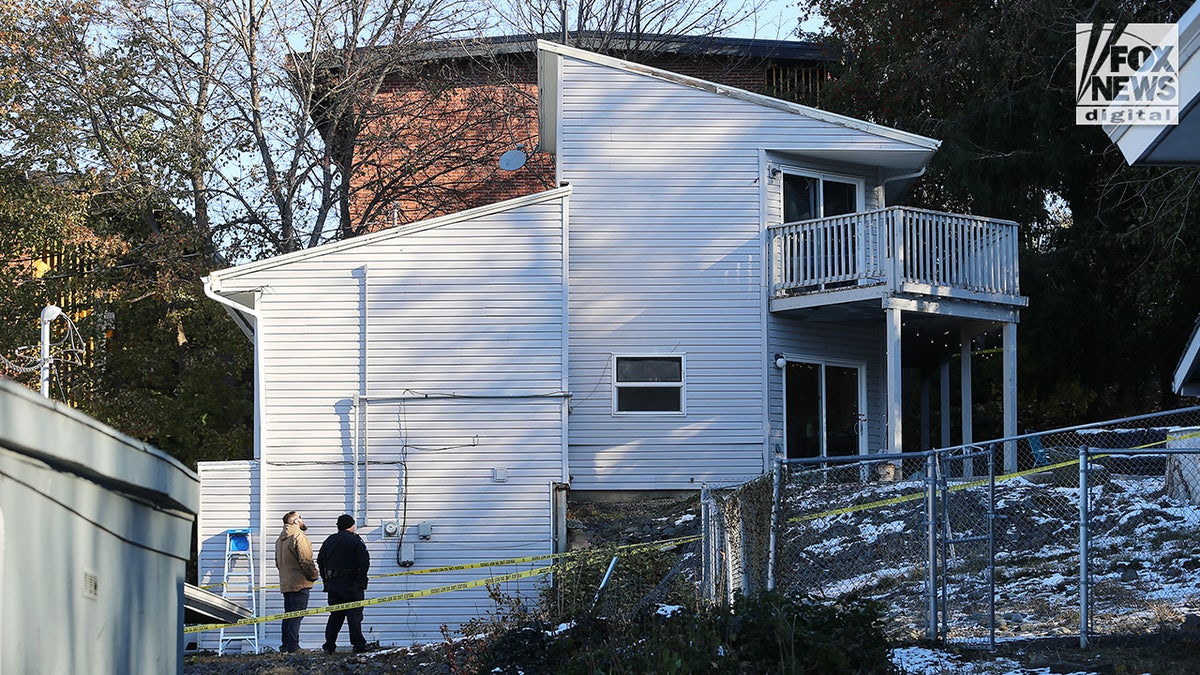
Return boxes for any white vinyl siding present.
[560,58,763,490]
[200,191,570,646]
[195,461,258,652]
[556,56,913,490]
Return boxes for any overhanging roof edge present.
[535,41,941,152]
[206,184,573,284]
[1174,312,1200,395]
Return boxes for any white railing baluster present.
[767,207,1020,301]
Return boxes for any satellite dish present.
[498,148,528,172]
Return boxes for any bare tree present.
[105,0,503,255]
[2,0,506,258]
[491,0,771,51]
[3,0,775,258]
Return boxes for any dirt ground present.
[182,631,1200,675]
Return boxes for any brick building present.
[327,32,833,232]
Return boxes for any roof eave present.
[535,40,941,153]
[204,184,574,283]
[1174,313,1200,395]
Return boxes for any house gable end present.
[207,185,572,290]
[536,39,940,167]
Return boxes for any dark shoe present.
[322,645,336,655]
[353,644,374,653]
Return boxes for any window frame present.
[611,353,687,416]
[780,355,868,459]
[778,166,866,223]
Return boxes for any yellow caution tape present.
[786,429,1200,524]
[372,535,699,581]
[200,535,697,593]
[186,566,554,634]
[188,534,700,630]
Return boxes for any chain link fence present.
[700,475,773,605]
[1082,422,1200,641]
[702,406,1200,648]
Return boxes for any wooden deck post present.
[961,329,974,476]
[887,306,904,455]
[940,358,951,450]
[1003,321,1018,472]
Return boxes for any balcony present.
[768,207,1027,316]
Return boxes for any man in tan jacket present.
[274,511,319,652]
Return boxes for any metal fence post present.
[988,443,997,649]
[768,455,782,591]
[927,451,939,641]
[701,484,712,604]
[1079,445,1090,649]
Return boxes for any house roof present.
[535,40,941,186]
[184,583,253,625]
[306,31,833,73]
[1174,313,1200,396]
[401,31,833,64]
[1103,1,1200,165]
[204,184,573,330]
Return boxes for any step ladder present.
[218,528,259,655]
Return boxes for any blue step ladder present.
[218,528,259,654]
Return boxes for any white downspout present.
[203,277,267,647]
[880,165,929,206]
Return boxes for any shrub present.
[469,590,895,674]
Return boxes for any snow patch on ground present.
[891,646,1107,675]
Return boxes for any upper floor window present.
[782,171,862,222]
[613,355,685,415]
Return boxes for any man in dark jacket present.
[317,513,371,654]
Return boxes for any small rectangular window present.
[613,355,684,414]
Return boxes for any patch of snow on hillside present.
[859,519,907,543]
[891,646,1106,675]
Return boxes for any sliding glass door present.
[784,359,865,460]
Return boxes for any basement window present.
[613,355,685,415]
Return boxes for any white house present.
[197,41,1027,649]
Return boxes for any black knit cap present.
[336,514,355,531]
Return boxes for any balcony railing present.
[769,207,1021,302]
